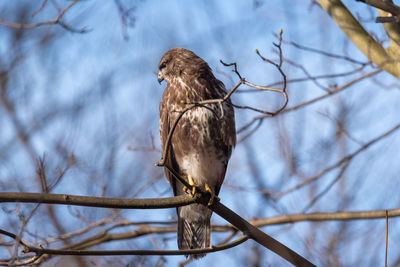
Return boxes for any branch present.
[376,8,400,59]
[283,69,381,113]
[252,207,400,225]
[237,69,381,138]
[209,200,316,266]
[283,40,367,65]
[0,0,87,33]
[17,206,400,244]
[356,0,400,17]
[4,195,398,265]
[0,192,200,209]
[0,229,247,257]
[0,192,315,266]
[318,0,400,78]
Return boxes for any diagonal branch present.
[317,0,400,78]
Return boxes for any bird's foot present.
[204,183,219,206]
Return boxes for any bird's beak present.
[157,72,164,84]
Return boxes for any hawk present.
[158,48,236,258]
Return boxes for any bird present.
[157,48,236,258]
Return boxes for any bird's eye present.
[159,62,166,70]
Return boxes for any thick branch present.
[209,201,315,266]
[318,0,400,78]
[377,9,400,58]
[357,0,400,16]
[0,192,200,209]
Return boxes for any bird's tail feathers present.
[178,217,210,259]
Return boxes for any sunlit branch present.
[318,0,400,78]
[356,0,400,23]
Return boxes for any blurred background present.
[0,0,399,266]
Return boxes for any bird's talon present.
[205,184,212,194]
[188,175,195,186]
[205,184,216,206]
[187,175,199,196]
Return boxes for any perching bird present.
[158,48,236,258]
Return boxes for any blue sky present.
[1,0,400,266]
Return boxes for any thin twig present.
[283,40,367,65]
[237,69,381,136]
[0,0,86,33]
[32,0,49,17]
[302,161,350,212]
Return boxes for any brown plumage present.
[158,48,235,258]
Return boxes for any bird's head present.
[157,48,211,84]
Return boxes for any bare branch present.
[251,207,400,225]
[237,68,381,136]
[0,0,87,33]
[283,40,367,65]
[0,191,315,266]
[0,233,247,259]
[32,0,49,18]
[209,201,315,266]
[0,192,200,209]
[356,0,400,18]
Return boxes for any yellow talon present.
[205,184,212,194]
[188,175,195,186]
[188,175,197,195]
[205,184,217,206]
[183,186,188,192]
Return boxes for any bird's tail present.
[177,205,211,259]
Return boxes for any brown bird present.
[158,48,236,258]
